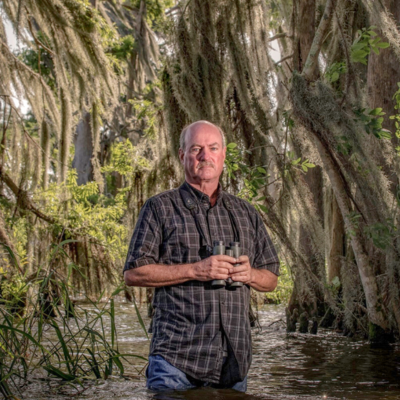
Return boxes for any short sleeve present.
[252,212,280,276]
[123,199,162,272]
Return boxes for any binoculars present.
[211,240,243,288]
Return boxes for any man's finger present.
[229,265,249,274]
[215,262,235,272]
[214,255,237,263]
[237,255,250,263]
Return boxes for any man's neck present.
[186,179,219,205]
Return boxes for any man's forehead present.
[186,123,223,143]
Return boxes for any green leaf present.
[43,365,75,381]
[291,157,301,165]
[331,71,339,82]
[258,204,268,213]
[380,130,392,140]
[371,46,380,55]
[369,108,383,116]
[132,296,148,339]
[376,42,390,49]
[227,142,237,149]
[51,322,72,374]
[257,167,267,174]
[0,325,44,350]
[112,355,125,375]
[111,284,124,297]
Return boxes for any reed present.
[0,241,146,398]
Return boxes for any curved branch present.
[0,172,56,225]
[302,0,337,80]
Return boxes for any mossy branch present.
[0,171,56,225]
[302,0,336,80]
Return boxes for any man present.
[124,121,279,392]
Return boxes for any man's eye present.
[192,148,200,153]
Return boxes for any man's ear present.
[178,148,185,164]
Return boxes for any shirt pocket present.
[161,215,199,264]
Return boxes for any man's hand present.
[229,255,278,291]
[192,255,236,281]
[229,255,253,284]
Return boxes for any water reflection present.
[20,303,400,399]
[150,387,263,400]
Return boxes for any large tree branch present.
[0,172,56,225]
[302,0,336,80]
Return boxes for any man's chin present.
[194,172,217,181]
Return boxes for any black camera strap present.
[222,197,240,244]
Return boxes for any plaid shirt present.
[124,181,279,383]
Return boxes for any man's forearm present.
[249,268,278,292]
[124,263,194,287]
[124,255,236,287]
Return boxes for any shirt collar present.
[180,181,224,208]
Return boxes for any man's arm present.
[124,255,237,287]
[229,255,278,292]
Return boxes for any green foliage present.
[336,135,353,155]
[354,107,391,140]
[108,35,136,60]
[131,98,162,140]
[19,47,56,90]
[31,170,129,261]
[0,245,146,397]
[101,139,151,176]
[346,212,362,238]
[225,142,269,213]
[225,142,315,214]
[286,151,315,173]
[0,271,28,316]
[325,62,347,83]
[107,35,136,72]
[65,0,116,45]
[364,221,396,250]
[351,26,389,65]
[129,0,174,30]
[390,82,400,155]
[264,262,293,304]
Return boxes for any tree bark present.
[293,0,317,77]
[72,112,94,185]
[303,0,336,80]
[312,130,387,329]
[366,0,400,195]
[367,0,400,133]
[327,193,344,283]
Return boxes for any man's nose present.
[199,148,211,160]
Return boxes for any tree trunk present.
[293,0,317,77]
[366,0,400,195]
[367,0,400,134]
[58,87,71,183]
[327,191,345,283]
[72,112,94,185]
[292,103,388,330]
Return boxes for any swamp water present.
[20,303,400,400]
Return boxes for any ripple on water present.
[19,302,400,400]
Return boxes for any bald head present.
[179,121,225,151]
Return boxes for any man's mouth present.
[197,162,215,169]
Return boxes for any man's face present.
[179,123,226,186]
